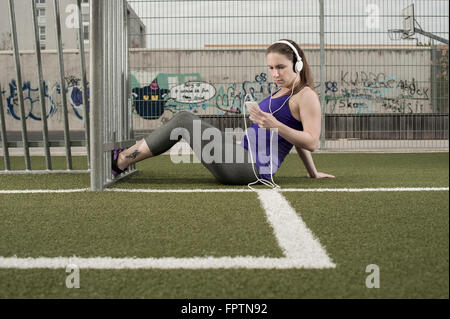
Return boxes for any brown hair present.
[266,39,314,95]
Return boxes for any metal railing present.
[1,0,90,174]
[1,0,448,187]
[90,0,136,190]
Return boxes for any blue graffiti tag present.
[5,80,57,120]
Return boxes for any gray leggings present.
[144,111,259,185]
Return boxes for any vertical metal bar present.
[90,0,104,190]
[105,2,110,184]
[8,0,31,170]
[431,44,438,114]
[76,0,91,168]
[124,1,134,173]
[111,1,116,146]
[118,1,123,143]
[119,1,124,142]
[124,0,132,143]
[53,0,72,170]
[113,0,117,145]
[31,0,52,170]
[0,85,11,171]
[319,0,326,149]
[105,2,111,182]
[119,1,123,142]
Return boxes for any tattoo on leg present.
[126,150,141,160]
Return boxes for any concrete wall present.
[0,47,438,133]
[0,49,89,132]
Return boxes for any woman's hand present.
[308,172,336,179]
[248,105,280,129]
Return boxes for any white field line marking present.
[282,187,449,192]
[0,186,446,269]
[0,187,447,194]
[256,189,335,267]
[0,188,90,194]
[0,256,333,270]
[106,188,253,193]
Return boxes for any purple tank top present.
[242,90,303,180]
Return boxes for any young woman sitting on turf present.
[112,39,335,185]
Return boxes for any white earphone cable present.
[242,97,277,190]
[243,72,299,191]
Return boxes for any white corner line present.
[255,189,336,267]
[0,188,91,194]
[0,256,335,270]
[105,188,254,193]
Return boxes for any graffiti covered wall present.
[0,47,444,132]
[323,49,434,114]
[0,50,89,132]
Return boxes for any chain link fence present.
[1,0,448,177]
[128,0,448,151]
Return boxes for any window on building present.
[40,44,46,50]
[36,8,45,16]
[82,0,89,3]
[39,26,46,41]
[35,0,45,4]
[83,25,89,40]
[36,8,46,23]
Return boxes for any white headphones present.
[274,40,303,73]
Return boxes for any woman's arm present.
[248,89,334,178]
[295,145,317,177]
[247,89,321,152]
[295,146,335,179]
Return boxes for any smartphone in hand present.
[244,101,259,113]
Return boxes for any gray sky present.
[128,0,449,48]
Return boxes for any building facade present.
[0,0,146,51]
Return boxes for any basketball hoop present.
[388,29,409,41]
[387,4,417,42]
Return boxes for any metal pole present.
[0,85,11,171]
[124,1,135,172]
[124,1,131,143]
[431,43,438,113]
[90,0,104,190]
[414,28,448,45]
[31,0,51,170]
[319,0,326,149]
[116,1,121,144]
[111,1,116,148]
[76,0,91,168]
[8,0,31,170]
[105,2,111,182]
[53,0,72,170]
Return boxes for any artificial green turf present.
[115,152,450,189]
[0,191,449,298]
[0,192,282,258]
[1,191,447,298]
[282,191,449,298]
[1,153,448,190]
[0,156,90,190]
[0,155,89,171]
[0,152,448,298]
[109,152,450,189]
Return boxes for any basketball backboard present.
[402,4,415,37]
